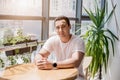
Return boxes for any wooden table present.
[1,63,78,80]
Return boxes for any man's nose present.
[59,28,63,32]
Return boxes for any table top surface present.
[1,63,78,80]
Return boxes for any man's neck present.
[60,34,72,43]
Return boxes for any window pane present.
[82,0,101,16]
[50,0,76,17]
[22,20,42,41]
[49,20,75,35]
[0,0,42,16]
[70,21,75,34]
[81,21,93,35]
[49,20,55,35]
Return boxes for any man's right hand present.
[34,54,53,70]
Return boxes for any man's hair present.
[54,16,70,26]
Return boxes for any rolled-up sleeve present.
[42,37,54,53]
[73,38,85,54]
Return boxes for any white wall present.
[103,0,120,80]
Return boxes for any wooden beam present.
[0,15,45,20]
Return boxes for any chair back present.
[83,56,92,80]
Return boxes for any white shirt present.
[43,35,85,80]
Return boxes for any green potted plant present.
[3,28,30,46]
[82,0,118,79]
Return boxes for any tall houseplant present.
[83,0,118,79]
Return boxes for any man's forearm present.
[56,53,84,69]
[56,58,79,69]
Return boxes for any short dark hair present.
[54,16,70,26]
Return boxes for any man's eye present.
[61,26,66,29]
[61,26,66,28]
[56,27,59,29]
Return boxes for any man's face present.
[55,19,71,38]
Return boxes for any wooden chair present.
[83,56,92,80]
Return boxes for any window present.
[81,21,92,35]
[0,0,43,43]
[81,0,103,34]
[0,0,104,45]
[82,0,101,16]
[0,0,42,16]
[50,0,76,17]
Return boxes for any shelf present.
[0,40,45,56]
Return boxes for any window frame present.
[0,0,104,40]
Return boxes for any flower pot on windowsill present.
[3,39,38,46]
[4,39,38,56]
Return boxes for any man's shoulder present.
[49,35,58,40]
[72,35,84,41]
[47,35,59,42]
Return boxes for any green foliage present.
[22,57,30,63]
[3,28,30,45]
[83,0,118,77]
[0,58,5,68]
[21,54,31,63]
[8,56,17,65]
[15,49,20,54]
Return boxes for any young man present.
[35,16,85,80]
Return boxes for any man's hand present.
[36,58,53,70]
[34,54,53,70]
